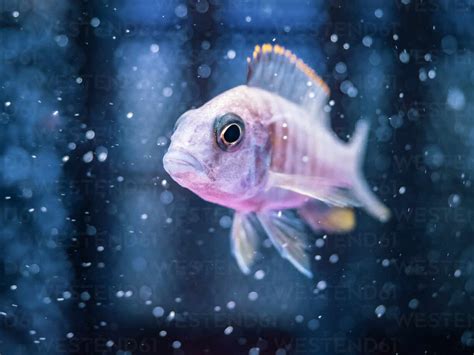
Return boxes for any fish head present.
[163,86,271,205]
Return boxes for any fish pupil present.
[223,124,241,143]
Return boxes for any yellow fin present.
[298,201,356,233]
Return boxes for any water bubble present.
[152,306,165,318]
[160,191,174,205]
[82,151,93,163]
[175,4,188,18]
[219,215,232,228]
[330,34,338,43]
[248,291,258,301]
[374,8,384,18]
[196,0,209,13]
[96,146,108,162]
[150,44,160,53]
[106,340,114,347]
[163,87,173,97]
[141,213,148,220]
[249,347,260,355]
[447,87,465,111]
[201,40,211,50]
[441,35,457,55]
[362,35,373,47]
[399,50,410,63]
[335,62,347,74]
[399,186,406,194]
[408,298,419,309]
[172,340,181,349]
[448,194,461,207]
[295,314,304,323]
[329,254,339,264]
[126,112,134,119]
[315,238,325,248]
[55,35,69,47]
[254,270,265,280]
[90,17,100,27]
[224,326,233,335]
[227,50,236,59]
[197,64,211,79]
[226,301,236,310]
[12,11,19,18]
[419,69,427,82]
[85,130,95,140]
[454,269,462,278]
[375,304,386,318]
[317,280,327,290]
[389,115,403,128]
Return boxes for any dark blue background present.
[0,0,473,354]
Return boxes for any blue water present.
[0,0,473,354]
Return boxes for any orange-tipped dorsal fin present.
[247,43,330,123]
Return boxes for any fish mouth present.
[163,150,206,180]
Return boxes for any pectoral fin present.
[230,213,260,274]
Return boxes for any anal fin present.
[298,201,356,233]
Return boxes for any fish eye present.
[214,113,245,152]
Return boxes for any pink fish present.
[163,44,390,277]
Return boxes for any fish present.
[163,43,390,278]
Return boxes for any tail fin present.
[350,120,391,222]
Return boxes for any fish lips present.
[163,150,208,184]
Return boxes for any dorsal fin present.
[247,43,330,118]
